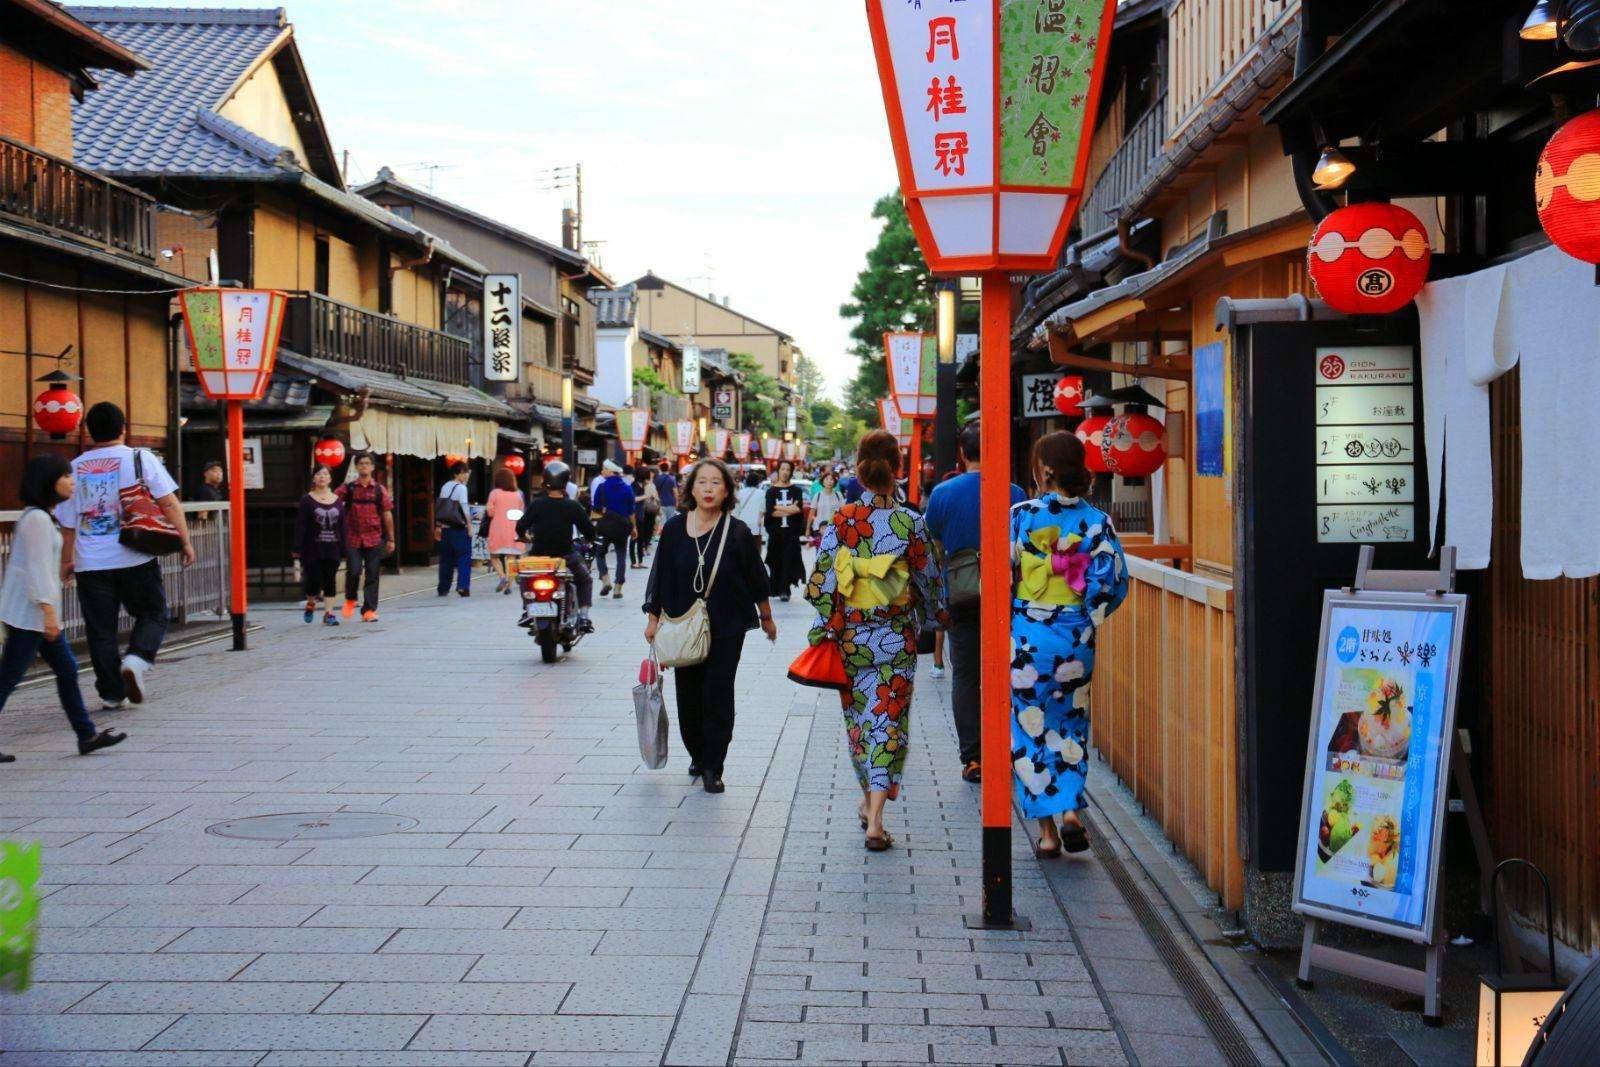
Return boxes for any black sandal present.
[0,752,15,764]
[961,761,981,783]
[864,831,894,852]
[1061,822,1090,853]
[78,730,126,756]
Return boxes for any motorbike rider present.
[514,460,597,633]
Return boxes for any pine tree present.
[839,193,932,424]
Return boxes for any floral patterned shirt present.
[805,492,949,649]
[1010,493,1128,624]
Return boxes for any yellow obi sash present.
[835,550,912,610]
[1017,526,1085,607]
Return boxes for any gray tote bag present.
[633,648,669,770]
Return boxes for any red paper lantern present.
[312,437,346,469]
[1537,109,1600,263]
[1307,202,1431,315]
[1075,411,1113,475]
[501,453,526,477]
[31,377,83,439]
[1054,376,1085,416]
[1101,411,1167,478]
[443,453,466,467]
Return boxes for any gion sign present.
[884,332,938,417]
[179,288,288,400]
[866,0,1118,273]
[483,274,520,382]
[1314,346,1419,544]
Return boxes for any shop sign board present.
[483,274,520,382]
[1315,346,1418,544]
[1292,589,1467,941]
[226,437,265,490]
[884,332,938,417]
[682,345,702,395]
[576,449,598,466]
[1021,373,1062,419]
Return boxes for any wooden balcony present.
[0,134,157,261]
[282,291,469,385]
[1091,554,1243,908]
[1167,0,1299,139]
[1081,97,1167,232]
[525,364,567,406]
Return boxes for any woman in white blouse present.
[0,456,126,761]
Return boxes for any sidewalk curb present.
[1082,769,1344,1066]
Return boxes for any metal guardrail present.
[0,134,157,260]
[0,503,231,645]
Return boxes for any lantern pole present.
[907,420,923,506]
[226,398,248,651]
[971,269,1024,929]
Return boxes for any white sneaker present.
[120,655,151,705]
[929,665,947,679]
[101,699,125,712]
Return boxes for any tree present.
[728,352,783,436]
[795,351,826,407]
[839,193,933,423]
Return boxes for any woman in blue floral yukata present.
[805,430,948,851]
[1011,431,1128,856]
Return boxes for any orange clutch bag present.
[788,640,850,692]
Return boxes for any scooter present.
[516,538,594,663]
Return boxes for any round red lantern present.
[312,437,346,469]
[501,453,526,477]
[1536,109,1600,262]
[1074,396,1114,475]
[443,453,466,467]
[1307,202,1431,315]
[1100,411,1167,478]
[1054,375,1085,416]
[32,374,83,439]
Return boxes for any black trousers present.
[674,631,746,776]
[76,559,167,704]
[345,545,382,612]
[946,609,981,765]
[632,512,658,564]
[301,557,339,599]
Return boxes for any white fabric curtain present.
[350,409,499,460]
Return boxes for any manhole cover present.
[206,812,417,842]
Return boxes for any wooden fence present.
[1167,0,1298,139]
[1092,554,1244,909]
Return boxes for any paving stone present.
[96,904,319,928]
[662,992,744,1066]
[409,1013,674,1052]
[260,1055,525,1066]
[232,953,478,983]
[0,981,102,1014]
[315,981,568,1014]
[159,927,397,954]
[0,1014,182,1050]
[145,1013,428,1051]
[69,981,337,1014]
[304,904,517,929]
[1102,992,1211,1038]
[28,952,256,983]
[0,1053,266,1066]
[380,928,601,955]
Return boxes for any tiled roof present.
[71,7,289,176]
[589,286,636,329]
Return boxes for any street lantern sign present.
[617,408,650,458]
[866,0,1117,274]
[878,397,912,448]
[712,427,731,457]
[179,288,288,400]
[673,419,696,456]
[884,332,939,417]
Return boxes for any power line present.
[0,268,187,295]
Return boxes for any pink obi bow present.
[1051,549,1089,592]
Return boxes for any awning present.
[350,407,500,461]
[183,405,335,434]
[273,349,521,421]
[497,425,542,449]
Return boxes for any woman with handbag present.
[1010,431,1128,856]
[643,458,775,794]
[763,460,806,601]
[803,431,948,850]
[484,467,526,595]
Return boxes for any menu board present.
[1292,590,1467,941]
[1314,346,1417,544]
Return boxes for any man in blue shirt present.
[592,460,637,598]
[653,463,679,527]
[924,421,1025,782]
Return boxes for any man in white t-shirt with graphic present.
[54,402,195,710]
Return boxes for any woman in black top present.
[644,458,776,793]
[292,466,346,626]
[763,459,806,602]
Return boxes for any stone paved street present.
[0,559,1238,1066]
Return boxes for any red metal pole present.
[974,270,1019,928]
[227,399,248,651]
[907,420,923,506]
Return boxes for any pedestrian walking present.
[631,465,661,569]
[336,453,394,622]
[809,468,844,546]
[0,456,127,762]
[643,458,775,794]
[515,461,596,632]
[194,459,225,502]
[436,460,474,597]
[592,460,636,598]
[292,465,345,626]
[485,468,525,595]
[804,430,947,850]
[54,402,195,710]
[1010,431,1129,856]
[925,421,1025,782]
[763,459,806,602]
[733,468,767,547]
[654,462,680,528]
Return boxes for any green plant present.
[631,365,670,393]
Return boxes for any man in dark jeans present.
[923,421,1024,783]
[591,460,636,598]
[55,402,195,709]
[336,453,395,622]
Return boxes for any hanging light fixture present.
[1522,0,1562,40]
[1564,0,1600,51]
[1312,146,1357,190]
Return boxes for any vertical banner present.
[682,345,702,395]
[673,419,696,455]
[483,273,520,382]
[1195,341,1226,477]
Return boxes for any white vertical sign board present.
[1314,346,1418,545]
[483,274,520,382]
[682,345,702,395]
[217,290,274,396]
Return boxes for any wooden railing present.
[1167,0,1298,138]
[636,384,690,424]
[282,291,469,384]
[525,363,567,405]
[1092,554,1243,908]
[0,135,157,260]
[1081,97,1166,231]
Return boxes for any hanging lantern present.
[31,371,83,440]
[178,288,289,401]
[1307,202,1431,315]
[1536,108,1600,263]
[1101,411,1167,477]
[312,437,346,469]
[501,453,526,477]
[1054,375,1085,416]
[1074,393,1115,474]
[443,453,466,467]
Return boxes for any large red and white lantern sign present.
[867,0,1118,274]
[878,397,912,447]
[179,288,288,400]
[673,419,696,455]
[884,332,938,416]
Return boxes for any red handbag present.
[788,640,851,692]
[117,451,182,557]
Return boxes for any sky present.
[111,0,902,398]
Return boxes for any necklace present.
[689,515,720,594]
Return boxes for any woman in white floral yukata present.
[1010,431,1128,857]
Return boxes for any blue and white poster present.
[1194,341,1225,477]
[1293,591,1466,940]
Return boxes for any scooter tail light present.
[530,577,558,594]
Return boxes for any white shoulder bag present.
[654,514,732,669]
